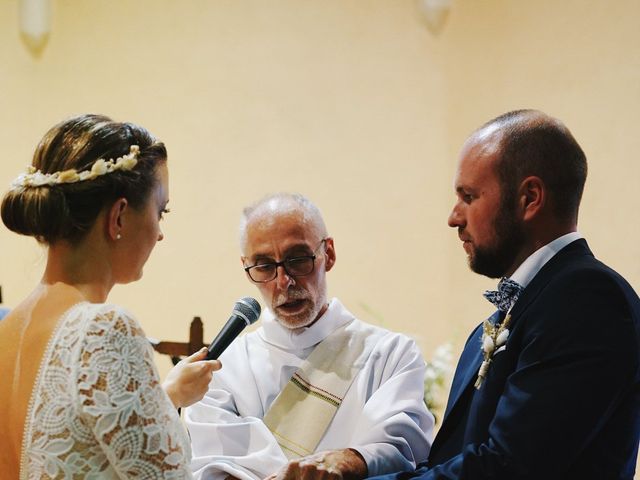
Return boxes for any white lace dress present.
[20,302,193,479]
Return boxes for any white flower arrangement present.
[424,342,453,422]
[10,145,140,190]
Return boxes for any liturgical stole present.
[263,320,383,459]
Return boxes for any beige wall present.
[1,0,639,423]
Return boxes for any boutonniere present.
[474,312,513,389]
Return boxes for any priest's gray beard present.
[273,284,327,331]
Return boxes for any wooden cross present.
[148,316,207,366]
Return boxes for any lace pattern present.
[20,303,192,479]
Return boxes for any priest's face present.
[241,208,336,330]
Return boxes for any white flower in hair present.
[30,171,54,187]
[9,145,140,190]
[58,170,80,183]
[91,159,109,176]
[117,146,139,170]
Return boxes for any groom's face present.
[448,134,525,279]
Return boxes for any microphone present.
[206,297,261,360]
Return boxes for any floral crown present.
[10,145,140,190]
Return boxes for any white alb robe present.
[185,298,433,480]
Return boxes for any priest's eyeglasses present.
[244,239,327,283]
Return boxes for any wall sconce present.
[418,0,452,35]
[19,0,52,56]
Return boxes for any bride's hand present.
[162,347,221,408]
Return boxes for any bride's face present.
[116,164,169,283]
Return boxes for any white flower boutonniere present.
[475,312,513,389]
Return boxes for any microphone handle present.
[206,317,247,360]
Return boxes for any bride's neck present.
[42,236,114,304]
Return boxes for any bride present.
[0,114,220,478]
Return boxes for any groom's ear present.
[519,176,545,222]
[107,197,128,241]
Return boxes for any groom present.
[375,110,640,479]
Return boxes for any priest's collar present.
[258,297,354,350]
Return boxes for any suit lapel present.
[442,325,483,422]
[440,239,594,426]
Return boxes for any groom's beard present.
[469,196,526,279]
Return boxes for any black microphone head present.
[233,297,261,326]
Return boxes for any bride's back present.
[0,291,81,478]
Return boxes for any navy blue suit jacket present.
[373,240,640,479]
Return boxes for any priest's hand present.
[267,449,368,480]
[162,347,221,408]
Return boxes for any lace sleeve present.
[76,305,192,479]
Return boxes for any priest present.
[185,193,434,480]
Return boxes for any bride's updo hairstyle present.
[1,114,167,245]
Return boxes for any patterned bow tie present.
[483,277,524,314]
